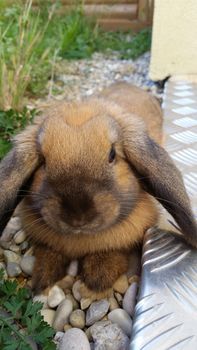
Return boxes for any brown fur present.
[0,83,196,296]
[80,250,130,292]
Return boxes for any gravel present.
[34,51,162,109]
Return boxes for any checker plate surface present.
[130,80,197,350]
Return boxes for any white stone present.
[108,308,132,337]
[9,244,20,253]
[48,285,65,308]
[69,309,85,329]
[7,262,22,277]
[3,250,21,264]
[33,294,48,309]
[20,255,35,275]
[14,230,26,244]
[40,309,55,327]
[108,296,119,311]
[59,328,91,350]
[1,217,22,240]
[122,282,138,317]
[80,297,92,310]
[113,275,129,294]
[65,293,79,310]
[54,331,64,343]
[53,299,73,331]
[91,321,130,350]
[72,280,82,301]
[67,260,78,276]
[86,299,110,326]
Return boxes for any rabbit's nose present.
[71,218,87,228]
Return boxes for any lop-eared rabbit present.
[0,83,196,297]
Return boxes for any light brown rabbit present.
[0,83,196,296]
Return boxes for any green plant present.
[0,108,37,159]
[56,7,151,60]
[0,0,54,110]
[59,7,98,59]
[0,269,56,350]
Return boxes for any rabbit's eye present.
[109,146,116,163]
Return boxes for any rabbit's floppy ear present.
[121,115,197,248]
[0,123,41,233]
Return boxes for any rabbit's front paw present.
[80,250,129,296]
[32,245,68,295]
[78,281,113,301]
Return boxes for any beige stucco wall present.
[149,0,197,81]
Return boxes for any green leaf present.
[0,270,56,349]
[0,280,18,297]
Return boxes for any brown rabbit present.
[0,83,196,296]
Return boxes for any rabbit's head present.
[0,95,196,246]
[20,106,141,235]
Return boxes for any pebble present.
[33,294,48,309]
[69,309,85,329]
[14,230,26,244]
[86,299,110,326]
[3,250,21,264]
[67,260,78,276]
[24,247,34,256]
[128,275,139,285]
[64,324,72,332]
[114,292,123,306]
[85,327,93,341]
[9,244,20,253]
[113,275,129,294]
[20,241,29,251]
[20,256,35,275]
[0,241,11,250]
[59,328,91,350]
[53,299,73,331]
[7,262,22,277]
[108,308,132,337]
[48,285,65,308]
[41,309,56,327]
[54,331,64,343]
[57,275,74,291]
[89,342,94,350]
[91,321,130,350]
[108,296,119,311]
[122,282,138,317]
[80,297,92,310]
[72,280,82,301]
[65,293,79,310]
[1,217,22,240]
[42,52,162,108]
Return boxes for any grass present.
[50,6,152,60]
[0,1,152,104]
[0,0,55,111]
[0,0,152,159]
[0,108,37,159]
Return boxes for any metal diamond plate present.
[172,106,197,115]
[173,117,197,128]
[173,98,195,105]
[170,131,197,144]
[130,229,197,350]
[130,79,197,350]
